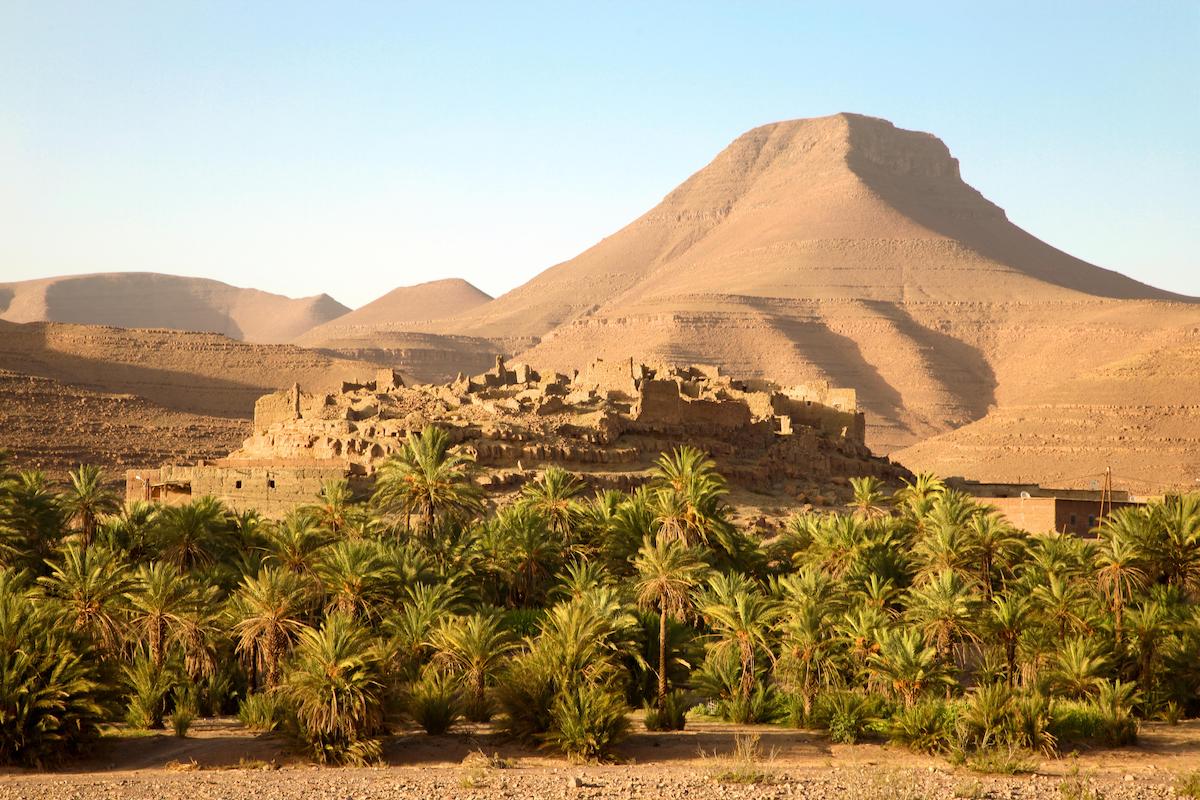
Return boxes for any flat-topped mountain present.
[0,272,350,343]
[409,113,1198,484]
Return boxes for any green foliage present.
[407,668,462,735]
[494,650,558,742]
[643,690,689,731]
[810,691,884,743]
[283,614,385,764]
[0,570,106,766]
[123,650,179,730]
[885,698,958,753]
[1176,769,1200,799]
[238,691,288,733]
[544,682,630,762]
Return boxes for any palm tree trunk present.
[657,606,668,708]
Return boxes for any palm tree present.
[1124,600,1172,702]
[229,566,311,689]
[989,594,1031,687]
[0,471,65,571]
[868,628,949,707]
[284,613,385,763]
[315,539,395,620]
[154,497,229,571]
[306,478,355,534]
[519,467,584,542]
[263,510,331,575]
[429,610,518,721]
[1031,572,1092,642]
[1094,518,1148,646]
[905,568,979,665]
[496,505,561,607]
[966,512,1021,600]
[849,476,889,519]
[1049,638,1107,698]
[126,561,214,674]
[699,577,778,702]
[60,465,119,552]
[99,501,158,560]
[632,535,708,707]
[650,447,733,549]
[371,425,482,536]
[777,601,841,717]
[893,472,946,524]
[36,544,131,654]
[1145,494,1200,594]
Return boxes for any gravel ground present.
[1,718,1198,799]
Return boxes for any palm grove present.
[3,428,1200,768]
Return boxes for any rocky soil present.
[2,719,1198,800]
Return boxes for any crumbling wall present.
[254,383,301,433]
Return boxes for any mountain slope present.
[0,272,350,343]
[420,113,1196,468]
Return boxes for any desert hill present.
[0,272,349,343]
[294,279,497,382]
[404,113,1198,484]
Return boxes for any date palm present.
[1,471,65,571]
[229,565,310,689]
[315,539,395,620]
[868,627,949,707]
[967,513,1022,600]
[154,497,229,571]
[429,610,518,721]
[849,476,889,519]
[61,465,119,552]
[126,561,215,675]
[371,425,482,536]
[777,601,841,717]
[36,544,131,654]
[1031,572,1091,642]
[904,568,979,665]
[651,446,733,549]
[989,594,1032,687]
[519,467,584,542]
[264,509,331,575]
[306,478,354,534]
[699,577,779,702]
[1049,637,1107,699]
[1094,517,1148,646]
[633,534,708,707]
[284,613,385,764]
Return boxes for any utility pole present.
[1100,466,1113,520]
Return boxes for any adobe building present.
[954,479,1145,537]
[128,359,903,516]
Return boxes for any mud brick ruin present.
[127,357,903,516]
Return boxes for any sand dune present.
[0,272,349,343]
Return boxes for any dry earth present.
[3,718,1198,799]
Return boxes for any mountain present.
[294,279,497,382]
[0,272,349,343]
[418,113,1198,486]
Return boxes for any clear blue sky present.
[2,1,1197,308]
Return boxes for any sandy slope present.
[0,272,349,343]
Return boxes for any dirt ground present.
[3,717,1200,799]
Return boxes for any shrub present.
[957,683,1017,752]
[408,668,462,735]
[723,686,784,725]
[494,650,557,743]
[963,744,1037,775]
[1052,689,1138,750]
[544,682,630,762]
[1177,769,1200,799]
[886,699,957,753]
[1012,691,1057,756]
[706,733,775,785]
[123,652,177,730]
[238,691,288,733]
[170,706,195,738]
[643,690,688,731]
[283,614,385,764]
[811,691,884,744]
[0,572,106,766]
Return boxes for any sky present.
[1,1,1197,309]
